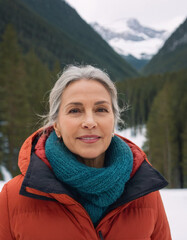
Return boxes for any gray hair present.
[42,65,123,129]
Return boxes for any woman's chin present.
[76,151,105,168]
[77,154,100,161]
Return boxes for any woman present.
[0,65,171,239]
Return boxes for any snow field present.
[160,189,187,240]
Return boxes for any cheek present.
[58,117,78,136]
[103,117,115,133]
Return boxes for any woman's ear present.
[53,122,61,138]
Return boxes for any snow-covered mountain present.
[91,18,170,60]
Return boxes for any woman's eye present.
[97,108,108,113]
[68,108,81,114]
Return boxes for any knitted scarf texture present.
[45,131,133,225]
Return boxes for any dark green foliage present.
[146,71,187,188]
[116,74,166,127]
[0,0,138,81]
[0,25,55,177]
[142,18,187,75]
[0,25,30,175]
[117,70,187,188]
[23,49,54,128]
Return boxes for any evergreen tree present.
[182,121,187,187]
[147,72,187,188]
[146,84,172,184]
[117,70,187,188]
[24,49,53,130]
[0,25,30,175]
[116,74,165,127]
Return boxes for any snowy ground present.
[160,189,187,240]
[115,126,147,148]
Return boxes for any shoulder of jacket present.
[129,190,160,209]
[1,175,23,198]
[0,175,25,218]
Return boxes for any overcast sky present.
[66,0,187,31]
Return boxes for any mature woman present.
[0,65,171,239]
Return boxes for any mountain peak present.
[127,18,166,38]
[91,18,168,60]
[127,18,140,27]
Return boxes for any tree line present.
[117,70,187,188]
[0,25,60,176]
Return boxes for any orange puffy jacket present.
[0,129,171,240]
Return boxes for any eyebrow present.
[65,100,110,107]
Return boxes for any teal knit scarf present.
[45,131,133,225]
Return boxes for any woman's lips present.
[77,135,101,143]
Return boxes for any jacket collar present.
[18,128,147,178]
[20,150,168,208]
[20,152,79,201]
[106,159,168,213]
[19,128,168,206]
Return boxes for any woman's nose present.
[81,113,97,129]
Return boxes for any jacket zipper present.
[99,231,104,240]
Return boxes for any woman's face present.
[54,79,115,164]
